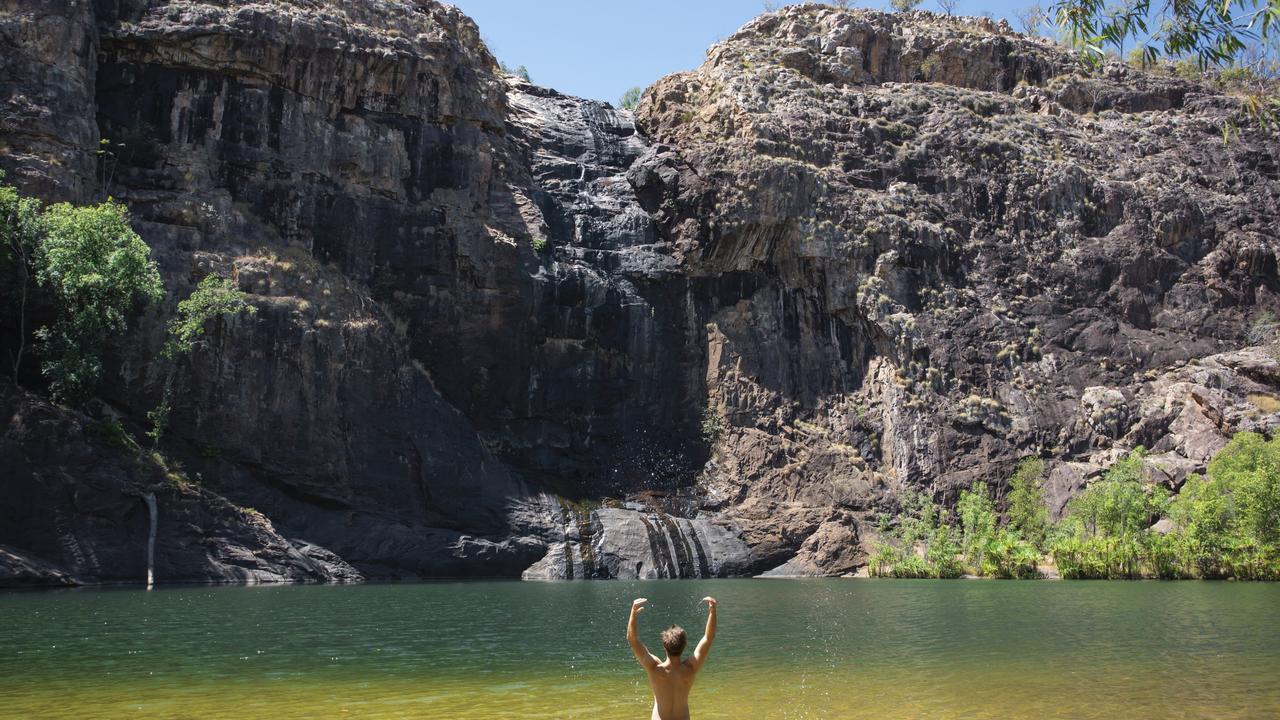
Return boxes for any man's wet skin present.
[626,596,717,720]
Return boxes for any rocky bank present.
[1,2,1277,585]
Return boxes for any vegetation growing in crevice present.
[150,274,256,445]
[619,86,644,110]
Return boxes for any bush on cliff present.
[1,173,163,403]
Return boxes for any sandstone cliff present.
[1,2,1277,584]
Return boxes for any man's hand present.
[701,596,717,609]
[632,597,648,614]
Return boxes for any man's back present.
[626,597,717,720]
[644,657,698,720]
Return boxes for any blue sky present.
[448,1,1039,104]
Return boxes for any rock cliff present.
[1,1,1277,584]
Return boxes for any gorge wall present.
[1,1,1278,585]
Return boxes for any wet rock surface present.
[0,2,1277,583]
[521,502,754,580]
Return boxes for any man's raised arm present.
[627,598,658,669]
[691,596,717,669]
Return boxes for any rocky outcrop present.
[631,7,1280,573]
[1,2,1277,584]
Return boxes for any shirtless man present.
[626,596,717,720]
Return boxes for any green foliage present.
[925,524,965,578]
[1052,0,1280,69]
[31,199,163,403]
[1008,457,1050,550]
[1052,535,1146,578]
[700,406,723,444]
[501,63,531,82]
[1051,438,1280,579]
[982,529,1043,579]
[1247,310,1278,345]
[619,86,644,110]
[872,435,1279,581]
[890,0,923,11]
[530,235,547,253]
[1203,432,1280,546]
[1051,448,1168,578]
[87,416,139,451]
[1061,447,1166,539]
[870,491,975,578]
[163,275,256,359]
[958,481,998,570]
[0,172,42,381]
[146,379,172,446]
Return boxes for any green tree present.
[1205,432,1280,545]
[1053,0,1280,67]
[958,481,998,570]
[619,86,644,110]
[891,0,923,11]
[32,199,163,403]
[925,523,964,578]
[1007,457,1050,550]
[0,172,42,383]
[1062,447,1165,539]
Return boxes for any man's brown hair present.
[661,625,687,656]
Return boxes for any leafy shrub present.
[1007,457,1049,550]
[163,275,255,358]
[31,199,163,402]
[925,524,965,578]
[958,481,998,570]
[1205,432,1280,546]
[500,63,531,82]
[619,86,643,110]
[1247,311,1278,345]
[983,529,1042,579]
[700,406,723,444]
[888,553,932,578]
[1060,447,1166,539]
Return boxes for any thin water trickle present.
[1,579,1278,719]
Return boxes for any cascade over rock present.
[1,1,1277,583]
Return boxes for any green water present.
[1,580,1277,719]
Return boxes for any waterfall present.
[143,492,157,589]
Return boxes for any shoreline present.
[9,572,1279,593]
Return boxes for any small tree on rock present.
[619,86,644,110]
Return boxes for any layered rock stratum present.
[1,1,1277,584]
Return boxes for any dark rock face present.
[1,2,1277,584]
[0,384,360,584]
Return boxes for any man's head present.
[661,625,687,657]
